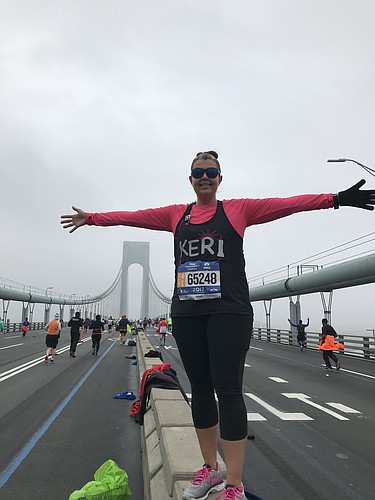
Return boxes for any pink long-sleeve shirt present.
[85,194,334,237]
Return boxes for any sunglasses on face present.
[191,167,221,179]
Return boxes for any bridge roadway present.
[0,327,374,500]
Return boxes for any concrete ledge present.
[135,332,226,500]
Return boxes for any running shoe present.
[49,358,54,364]
[92,348,95,355]
[218,484,246,499]
[336,361,341,371]
[324,366,332,371]
[182,464,224,500]
[44,356,48,364]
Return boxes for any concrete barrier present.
[135,331,226,500]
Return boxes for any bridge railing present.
[1,321,48,333]
[253,328,375,360]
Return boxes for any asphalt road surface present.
[1,327,374,499]
[0,328,143,499]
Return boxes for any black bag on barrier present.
[137,368,189,425]
[144,349,163,361]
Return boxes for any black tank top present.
[171,201,253,317]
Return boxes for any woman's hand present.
[338,179,375,210]
[61,206,86,233]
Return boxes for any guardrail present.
[253,327,375,360]
[1,322,50,333]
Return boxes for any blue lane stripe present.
[0,340,117,488]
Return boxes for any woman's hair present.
[191,150,220,171]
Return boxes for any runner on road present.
[68,311,84,358]
[44,313,61,364]
[118,314,131,345]
[21,317,30,337]
[158,318,168,347]
[319,318,344,371]
[288,318,309,351]
[89,314,105,356]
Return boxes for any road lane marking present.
[1,358,47,381]
[0,337,92,382]
[341,368,375,379]
[250,346,263,351]
[282,393,349,421]
[2,335,21,339]
[247,412,266,421]
[0,340,116,488]
[186,392,312,421]
[326,403,361,414]
[269,377,288,383]
[245,393,312,421]
[321,363,375,379]
[245,363,251,367]
[0,343,24,350]
[185,394,266,421]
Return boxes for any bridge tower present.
[120,241,150,319]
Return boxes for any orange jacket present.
[318,334,344,351]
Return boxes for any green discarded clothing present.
[69,459,131,499]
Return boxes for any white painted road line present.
[0,337,92,382]
[282,393,349,421]
[245,393,312,421]
[269,377,288,383]
[250,346,263,351]
[320,363,375,380]
[341,368,375,380]
[1,358,47,382]
[247,412,267,421]
[0,343,24,350]
[326,403,361,414]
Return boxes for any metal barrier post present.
[363,337,370,359]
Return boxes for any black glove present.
[334,179,375,210]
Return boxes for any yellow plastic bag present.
[69,459,131,499]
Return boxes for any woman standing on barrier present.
[61,150,375,500]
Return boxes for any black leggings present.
[92,334,101,353]
[70,332,80,353]
[323,350,338,368]
[172,313,253,440]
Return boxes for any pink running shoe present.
[182,464,224,500]
[218,484,246,499]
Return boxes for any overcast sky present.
[1,0,375,334]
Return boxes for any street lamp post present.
[327,158,375,178]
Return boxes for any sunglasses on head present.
[191,167,221,179]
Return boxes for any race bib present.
[177,261,221,300]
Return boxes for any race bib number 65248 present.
[177,261,221,300]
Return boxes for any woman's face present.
[189,159,222,201]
